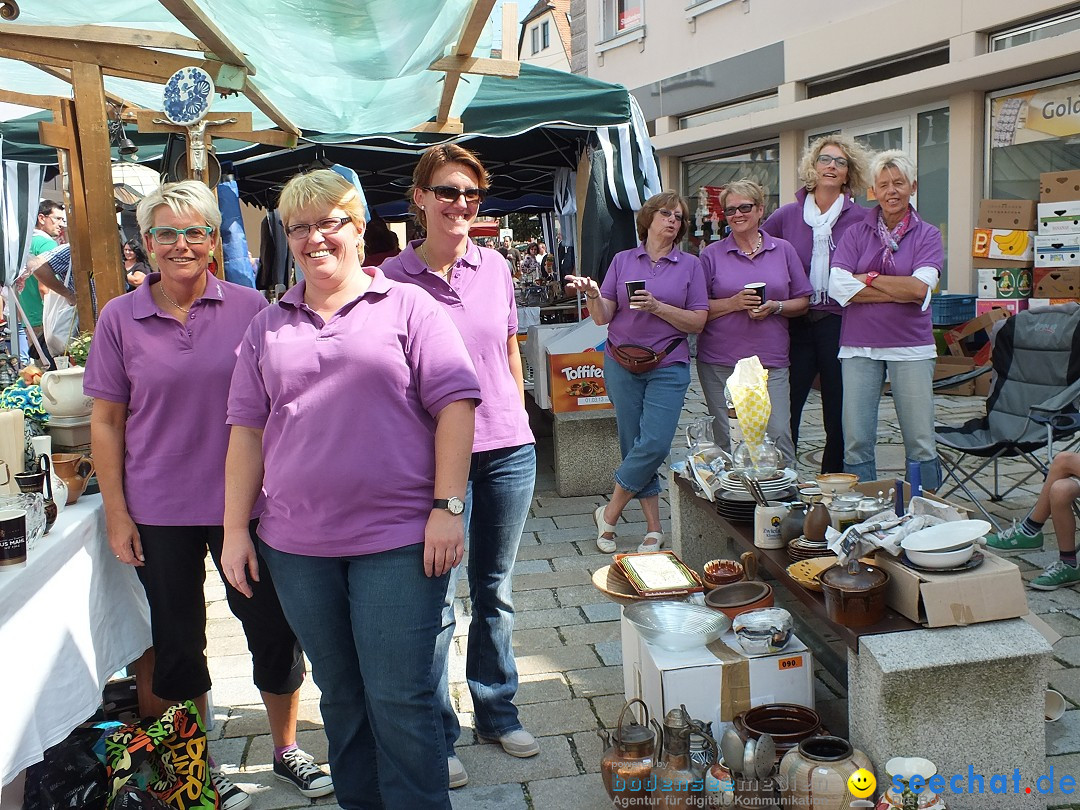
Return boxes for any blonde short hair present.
[799,134,872,196]
[136,180,222,234]
[719,180,766,211]
[277,169,366,230]
[870,150,917,186]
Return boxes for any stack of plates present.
[788,535,831,561]
[715,490,756,523]
[719,468,798,497]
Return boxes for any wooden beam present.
[0,87,56,109]
[435,0,498,124]
[156,0,256,74]
[28,62,142,110]
[429,55,520,79]
[135,109,253,133]
[242,78,300,137]
[0,23,205,52]
[411,117,464,135]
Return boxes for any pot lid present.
[820,562,888,592]
[615,719,654,746]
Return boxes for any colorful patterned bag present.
[104,701,216,810]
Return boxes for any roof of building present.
[518,0,572,60]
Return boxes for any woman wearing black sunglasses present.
[382,144,538,789]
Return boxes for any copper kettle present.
[599,698,658,804]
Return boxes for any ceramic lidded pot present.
[778,736,872,810]
[39,365,93,419]
[819,562,889,627]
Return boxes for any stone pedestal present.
[848,621,1051,810]
[552,410,623,497]
[670,474,735,572]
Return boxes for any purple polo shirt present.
[696,232,813,368]
[83,272,268,525]
[226,267,481,558]
[599,244,709,367]
[761,188,871,314]
[831,210,943,349]
[381,240,533,453]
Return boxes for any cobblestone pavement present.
[203,373,1080,809]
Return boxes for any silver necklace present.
[158,283,191,314]
[418,242,458,280]
[739,232,763,257]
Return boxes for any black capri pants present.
[134,520,305,701]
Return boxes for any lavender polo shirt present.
[831,213,944,349]
[226,267,481,558]
[696,232,813,369]
[82,272,268,525]
[761,188,871,314]
[599,244,709,367]
[381,240,533,453]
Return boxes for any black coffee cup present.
[625,280,647,309]
[0,508,27,570]
[744,282,767,306]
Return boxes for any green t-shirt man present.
[19,232,57,329]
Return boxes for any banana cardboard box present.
[976,267,1032,299]
[1035,234,1080,267]
[971,228,1034,265]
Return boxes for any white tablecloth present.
[0,494,151,785]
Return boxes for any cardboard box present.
[623,618,814,727]
[873,549,1027,628]
[976,267,1032,299]
[1034,266,1080,298]
[1037,201,1080,236]
[1041,170,1080,203]
[974,368,993,398]
[976,298,1028,318]
[978,199,1037,230]
[933,356,977,396]
[1035,234,1080,267]
[942,308,1008,364]
[972,229,1035,263]
[972,256,1033,270]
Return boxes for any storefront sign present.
[549,350,611,413]
[992,79,1080,146]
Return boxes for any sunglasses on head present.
[723,203,756,217]
[423,185,487,204]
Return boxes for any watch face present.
[448,497,465,516]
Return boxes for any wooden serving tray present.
[614,550,705,597]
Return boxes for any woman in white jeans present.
[827,150,943,490]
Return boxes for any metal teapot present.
[651,705,718,809]
[598,698,658,804]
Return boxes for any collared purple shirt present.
[226,267,481,558]
[83,271,268,525]
[599,243,709,367]
[697,232,813,368]
[831,209,943,349]
[761,188,872,314]
[381,240,533,453]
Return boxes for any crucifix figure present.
[151,115,238,182]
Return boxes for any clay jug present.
[803,498,831,541]
[599,699,657,805]
[50,452,94,505]
[779,502,808,543]
[777,735,872,810]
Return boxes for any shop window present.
[678,94,778,130]
[991,8,1080,52]
[603,0,642,40]
[806,47,948,100]
[989,75,1080,200]
[542,21,550,50]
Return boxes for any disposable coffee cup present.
[0,508,28,570]
[744,282,767,306]
[1046,688,1066,722]
[626,280,647,309]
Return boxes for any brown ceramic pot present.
[702,559,745,588]
[733,703,822,759]
[50,452,94,505]
[704,581,774,620]
[819,563,889,627]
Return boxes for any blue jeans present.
[433,443,536,752]
[604,359,691,497]
[841,356,942,491]
[260,541,450,810]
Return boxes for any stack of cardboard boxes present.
[971,199,1034,317]
[1034,170,1080,308]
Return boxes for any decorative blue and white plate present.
[162,67,214,126]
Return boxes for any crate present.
[931,294,977,326]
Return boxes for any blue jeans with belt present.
[260,541,450,810]
[604,359,691,497]
[433,443,536,752]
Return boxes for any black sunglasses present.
[723,203,757,217]
[423,185,487,204]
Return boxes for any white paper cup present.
[1046,688,1066,722]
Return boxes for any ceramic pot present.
[733,703,822,759]
[703,559,744,588]
[819,563,889,627]
[50,452,94,505]
[803,500,831,541]
[704,581,774,620]
[778,736,872,810]
[39,365,93,419]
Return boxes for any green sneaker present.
[985,523,1043,550]
[1030,560,1080,591]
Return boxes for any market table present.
[0,494,151,786]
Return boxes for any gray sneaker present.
[1030,560,1080,591]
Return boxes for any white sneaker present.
[448,755,469,788]
[211,770,252,810]
[479,728,540,758]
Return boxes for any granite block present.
[553,411,622,497]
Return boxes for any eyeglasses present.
[422,185,487,204]
[657,208,684,222]
[816,154,849,168]
[148,226,214,245]
[284,217,352,240]
[723,203,756,217]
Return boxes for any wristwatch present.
[865,271,880,286]
[433,497,466,515]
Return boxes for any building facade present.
[519,0,573,72]
[579,0,1080,291]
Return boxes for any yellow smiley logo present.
[848,768,876,798]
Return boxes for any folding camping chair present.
[935,304,1080,529]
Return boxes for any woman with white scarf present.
[762,134,872,473]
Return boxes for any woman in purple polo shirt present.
[220,170,478,810]
[85,181,331,810]
[762,135,872,473]
[828,150,943,490]
[382,144,538,789]
[697,180,812,468]
[565,191,709,554]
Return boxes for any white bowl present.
[906,543,975,568]
[815,473,858,496]
[901,520,991,553]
